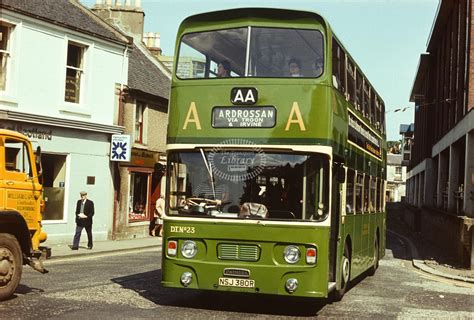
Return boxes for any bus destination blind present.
[212,106,276,128]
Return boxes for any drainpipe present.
[112,44,129,240]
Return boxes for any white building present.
[386,154,406,202]
[1,0,131,244]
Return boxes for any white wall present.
[0,10,128,244]
[0,11,128,125]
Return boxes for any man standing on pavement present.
[71,191,95,250]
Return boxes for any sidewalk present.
[46,236,162,260]
[387,209,474,284]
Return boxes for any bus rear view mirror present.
[337,166,346,184]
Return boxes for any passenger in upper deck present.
[217,60,231,77]
[288,58,303,77]
[313,57,323,77]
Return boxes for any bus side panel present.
[162,220,331,298]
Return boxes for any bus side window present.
[332,38,345,94]
[363,79,370,119]
[345,169,355,214]
[356,70,363,111]
[355,172,363,213]
[380,179,386,212]
[370,90,376,125]
[374,97,381,130]
[380,102,386,134]
[363,174,370,212]
[346,59,356,105]
[369,176,376,212]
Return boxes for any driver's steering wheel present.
[186,197,221,206]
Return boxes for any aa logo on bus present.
[230,87,258,105]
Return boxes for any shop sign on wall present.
[0,123,53,141]
[110,134,131,162]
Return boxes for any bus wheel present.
[368,237,379,276]
[334,244,350,301]
[0,234,23,301]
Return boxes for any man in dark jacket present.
[71,191,95,250]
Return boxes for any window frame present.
[64,41,86,104]
[0,22,13,92]
[128,169,152,222]
[4,138,32,177]
[134,101,145,144]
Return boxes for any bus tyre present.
[368,238,379,276]
[334,244,350,301]
[0,234,23,301]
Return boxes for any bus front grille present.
[218,244,260,262]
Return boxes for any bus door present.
[329,163,345,281]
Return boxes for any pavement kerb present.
[387,230,474,284]
[48,242,162,260]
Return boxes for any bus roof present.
[178,7,329,32]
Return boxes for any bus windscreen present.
[177,27,324,79]
[167,150,329,221]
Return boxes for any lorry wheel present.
[0,234,23,301]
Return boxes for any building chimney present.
[143,32,162,56]
[92,0,145,42]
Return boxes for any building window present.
[129,171,151,221]
[0,23,13,91]
[135,102,145,143]
[395,166,402,175]
[64,42,85,103]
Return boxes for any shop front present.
[1,120,117,244]
[114,147,165,239]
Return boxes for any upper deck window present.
[176,27,324,79]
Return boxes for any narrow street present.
[1,229,472,319]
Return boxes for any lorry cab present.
[0,129,48,300]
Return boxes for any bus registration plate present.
[218,277,255,288]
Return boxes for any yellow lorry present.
[0,129,48,300]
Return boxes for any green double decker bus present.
[162,8,387,300]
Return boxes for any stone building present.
[91,0,171,239]
[386,154,406,203]
[408,0,474,269]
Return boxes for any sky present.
[83,0,440,141]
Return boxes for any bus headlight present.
[283,245,301,264]
[180,272,193,287]
[181,240,197,258]
[285,278,299,293]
